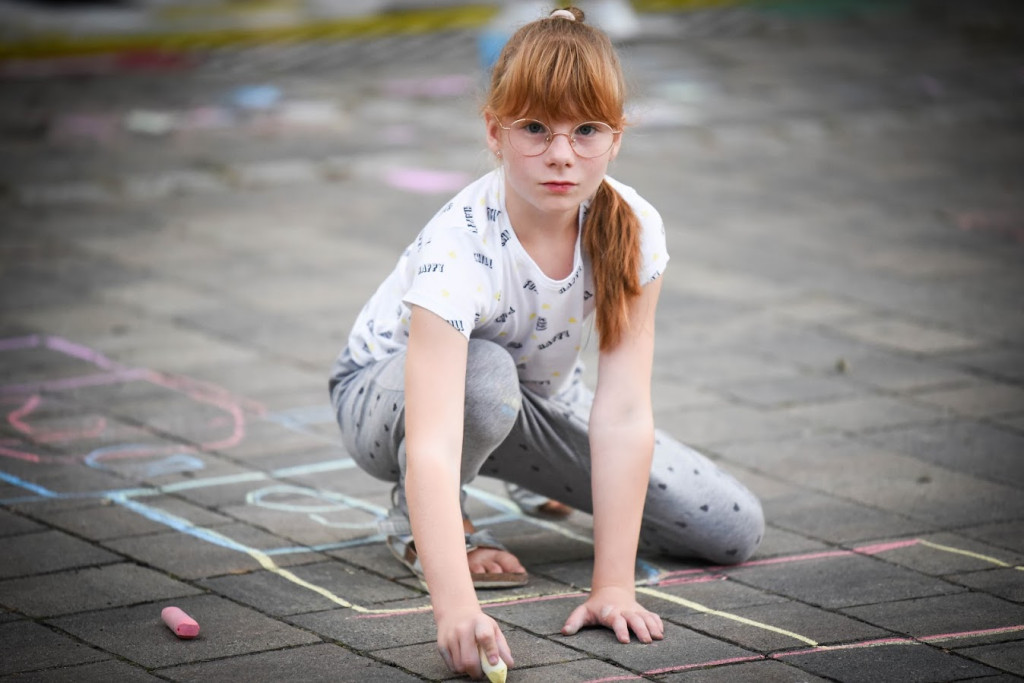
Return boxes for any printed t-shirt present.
[335,169,668,398]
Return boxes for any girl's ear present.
[608,130,622,162]
[485,112,503,157]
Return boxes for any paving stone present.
[943,346,1024,384]
[23,497,230,541]
[0,621,108,676]
[863,419,1024,488]
[289,604,437,651]
[660,658,831,681]
[0,562,201,617]
[866,532,1024,577]
[778,641,1000,683]
[101,523,323,580]
[956,640,1024,677]
[48,594,321,669]
[764,490,934,544]
[841,593,1024,643]
[716,374,865,408]
[664,405,810,447]
[949,569,1024,604]
[551,621,755,673]
[727,553,964,610]
[0,659,164,682]
[636,577,790,624]
[832,351,979,392]
[505,658,642,682]
[155,642,419,682]
[0,507,44,536]
[374,628,590,681]
[0,529,120,580]
[912,381,1024,419]
[777,395,943,433]
[959,521,1024,555]
[199,560,421,616]
[668,599,889,653]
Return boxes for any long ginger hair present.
[484,6,642,350]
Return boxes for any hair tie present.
[549,8,576,21]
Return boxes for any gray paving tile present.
[716,374,865,408]
[864,533,1024,577]
[777,395,943,433]
[660,659,831,682]
[0,659,163,682]
[101,523,323,579]
[948,568,1024,604]
[0,507,44,536]
[155,642,420,682]
[764,490,934,544]
[199,560,422,616]
[48,594,320,669]
[21,497,231,541]
[634,577,789,623]
[289,604,437,651]
[551,621,755,673]
[841,593,1024,643]
[0,621,108,676]
[959,521,1024,555]
[669,599,889,653]
[862,419,1024,488]
[778,642,1000,683]
[956,640,1024,677]
[0,530,120,579]
[373,628,590,681]
[726,553,964,610]
[0,562,201,617]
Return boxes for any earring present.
[496,150,503,159]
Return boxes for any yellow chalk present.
[479,645,507,683]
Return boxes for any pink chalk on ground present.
[161,606,200,638]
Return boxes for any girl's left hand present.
[561,586,665,644]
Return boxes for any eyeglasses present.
[498,119,620,158]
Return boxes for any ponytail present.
[584,180,642,350]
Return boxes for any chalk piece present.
[161,606,200,639]
[478,645,507,683]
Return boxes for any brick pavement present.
[1,1,1023,681]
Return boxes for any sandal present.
[505,483,574,520]
[385,526,529,590]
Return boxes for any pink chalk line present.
[582,625,1024,682]
[8,394,108,443]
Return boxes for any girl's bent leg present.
[332,340,521,514]
[640,432,764,565]
[481,377,764,565]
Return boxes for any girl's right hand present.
[436,609,513,680]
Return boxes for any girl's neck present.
[506,202,580,281]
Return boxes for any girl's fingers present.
[626,612,652,644]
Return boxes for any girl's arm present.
[404,305,512,679]
[562,277,666,644]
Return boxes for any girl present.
[329,7,764,679]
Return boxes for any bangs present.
[487,21,625,127]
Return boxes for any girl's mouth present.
[543,182,575,194]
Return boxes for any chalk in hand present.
[478,645,507,683]
[161,606,200,639]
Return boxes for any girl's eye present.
[524,121,548,135]
[575,124,596,137]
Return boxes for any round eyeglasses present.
[498,119,620,158]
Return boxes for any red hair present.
[484,6,642,350]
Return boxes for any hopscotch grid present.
[3,334,1024,676]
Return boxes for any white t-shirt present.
[339,169,668,397]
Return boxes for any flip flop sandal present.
[386,529,529,590]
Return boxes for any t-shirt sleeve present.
[401,223,495,339]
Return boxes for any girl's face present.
[486,112,621,226]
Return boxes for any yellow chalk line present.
[635,586,819,646]
[918,539,1024,571]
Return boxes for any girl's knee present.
[463,340,520,444]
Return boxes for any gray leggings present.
[331,339,764,565]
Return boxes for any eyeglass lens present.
[507,120,616,158]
